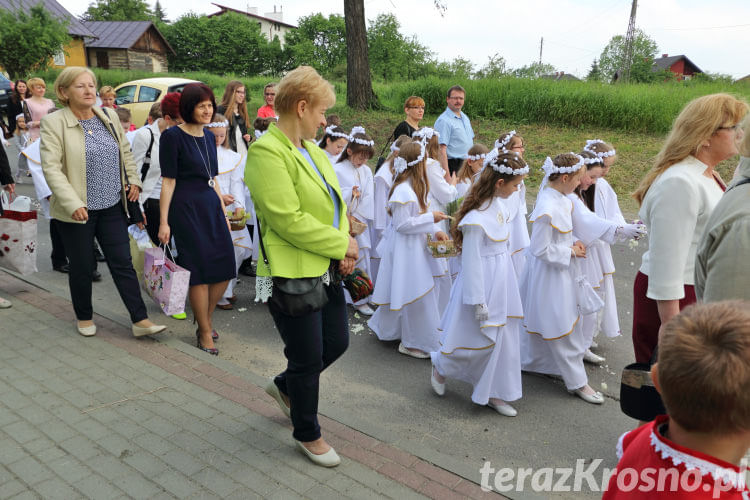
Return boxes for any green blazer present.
[245,123,350,278]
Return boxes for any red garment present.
[257,105,276,118]
[603,416,749,499]
[631,272,696,363]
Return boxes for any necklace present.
[192,134,215,187]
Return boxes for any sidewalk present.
[0,271,503,500]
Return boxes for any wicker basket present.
[228,216,246,232]
[350,218,367,236]
[426,235,458,258]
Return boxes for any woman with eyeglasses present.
[216,80,251,157]
[257,83,277,119]
[392,96,425,141]
[631,93,748,365]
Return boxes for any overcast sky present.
[61,0,750,79]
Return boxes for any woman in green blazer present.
[246,66,358,468]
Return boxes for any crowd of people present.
[1,65,749,487]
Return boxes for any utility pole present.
[621,0,638,83]
[539,37,543,65]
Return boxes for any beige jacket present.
[40,106,141,223]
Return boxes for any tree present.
[283,14,346,77]
[152,0,168,24]
[512,61,556,79]
[598,29,658,83]
[344,0,377,109]
[0,5,70,80]
[81,0,153,21]
[586,59,602,82]
[474,53,507,79]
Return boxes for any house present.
[736,74,750,85]
[207,3,296,47]
[0,0,96,68]
[541,71,581,81]
[652,54,702,80]
[83,21,175,72]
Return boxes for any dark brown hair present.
[179,83,216,124]
[457,143,489,183]
[547,153,584,183]
[575,150,604,211]
[338,132,375,163]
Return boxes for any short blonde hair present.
[739,113,750,157]
[274,66,335,116]
[658,301,750,434]
[99,85,115,98]
[53,67,97,106]
[27,77,45,90]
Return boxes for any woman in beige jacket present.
[40,67,165,338]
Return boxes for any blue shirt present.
[297,147,341,229]
[433,107,475,160]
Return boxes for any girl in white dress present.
[334,127,376,315]
[430,149,528,417]
[495,131,530,279]
[414,127,457,310]
[455,144,489,199]
[372,135,414,281]
[318,125,349,164]
[368,141,450,358]
[210,115,253,310]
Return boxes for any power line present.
[654,23,750,31]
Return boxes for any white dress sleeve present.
[529,215,572,268]
[391,201,435,235]
[230,158,246,210]
[374,176,389,231]
[570,195,618,245]
[460,225,485,305]
[427,160,458,205]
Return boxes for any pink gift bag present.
[143,246,190,316]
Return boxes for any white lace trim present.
[254,271,331,303]
[650,428,744,489]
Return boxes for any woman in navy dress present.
[158,83,235,355]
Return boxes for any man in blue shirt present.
[433,85,474,175]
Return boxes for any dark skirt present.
[631,271,696,363]
[169,179,236,286]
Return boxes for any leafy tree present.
[448,57,474,79]
[262,36,290,77]
[0,4,70,80]
[474,53,507,79]
[587,59,602,82]
[81,0,153,21]
[152,0,168,24]
[367,14,407,82]
[283,13,346,77]
[598,28,658,83]
[512,61,556,79]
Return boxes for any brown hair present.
[326,114,341,127]
[386,135,413,174]
[547,153,586,183]
[423,134,440,161]
[404,95,425,109]
[575,150,604,211]
[457,143,490,183]
[451,150,528,250]
[318,125,347,149]
[275,66,335,116]
[497,131,524,151]
[657,301,750,434]
[253,116,273,133]
[114,107,131,123]
[338,131,375,163]
[447,85,465,98]
[148,102,163,121]
[633,93,749,205]
[219,80,250,129]
[388,142,430,214]
[585,140,615,157]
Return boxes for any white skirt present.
[368,288,441,353]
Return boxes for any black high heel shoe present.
[193,316,219,341]
[195,328,218,356]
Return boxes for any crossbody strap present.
[141,128,155,181]
[728,177,750,192]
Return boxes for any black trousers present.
[268,282,349,442]
[58,201,148,323]
[49,219,68,268]
[447,158,463,175]
[143,198,161,247]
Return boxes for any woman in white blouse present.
[631,93,748,364]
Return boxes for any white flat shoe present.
[430,365,445,396]
[589,340,599,350]
[570,387,604,405]
[295,440,341,467]
[264,379,291,419]
[583,349,605,365]
[354,304,375,316]
[0,297,11,309]
[132,323,167,337]
[488,400,517,417]
[398,342,430,359]
[77,322,96,337]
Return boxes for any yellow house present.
[0,0,96,70]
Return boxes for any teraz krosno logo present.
[479,459,749,498]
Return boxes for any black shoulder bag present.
[255,216,329,317]
[140,128,155,181]
[374,132,394,172]
[102,108,144,225]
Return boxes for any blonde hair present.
[739,113,750,157]
[99,85,115,98]
[209,112,229,148]
[457,143,489,183]
[633,93,749,205]
[658,301,750,434]
[26,77,45,90]
[53,67,97,106]
[275,66,335,116]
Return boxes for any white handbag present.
[0,192,38,275]
[574,260,604,315]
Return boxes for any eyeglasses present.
[717,124,741,132]
[407,106,425,110]
[264,93,276,96]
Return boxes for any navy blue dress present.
[160,127,236,286]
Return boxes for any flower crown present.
[583,139,616,158]
[412,127,439,143]
[206,120,229,128]
[392,143,426,175]
[582,155,603,165]
[349,126,374,147]
[324,125,349,140]
[494,130,517,150]
[483,148,530,176]
[466,153,487,162]
[541,153,584,177]
[390,142,400,153]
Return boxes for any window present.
[138,86,161,102]
[115,85,136,105]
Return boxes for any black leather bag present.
[256,216,329,317]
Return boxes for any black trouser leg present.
[447,158,463,175]
[58,217,97,321]
[49,219,68,268]
[268,284,349,442]
[143,198,161,247]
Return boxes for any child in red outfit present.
[604,301,750,499]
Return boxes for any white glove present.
[616,223,646,241]
[475,303,489,322]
